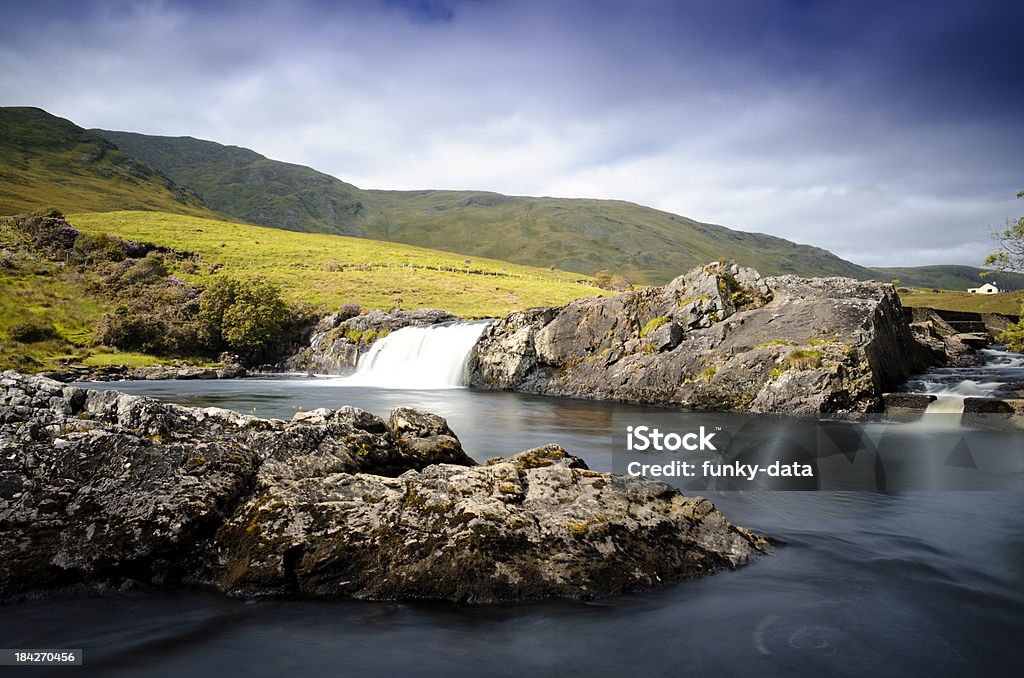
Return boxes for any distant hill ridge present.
[97,128,879,284]
[97,128,1021,289]
[0,106,1015,290]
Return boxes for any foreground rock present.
[285,308,458,374]
[469,262,933,414]
[0,372,766,602]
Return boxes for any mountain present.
[869,265,1024,292]
[97,129,877,284]
[0,108,217,218]
[0,107,999,289]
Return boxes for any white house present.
[968,282,1000,294]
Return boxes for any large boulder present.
[469,262,933,413]
[0,372,766,602]
[285,307,458,374]
[216,445,766,602]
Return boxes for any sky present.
[1,0,1021,268]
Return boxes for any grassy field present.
[899,288,1023,315]
[68,211,611,318]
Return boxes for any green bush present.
[198,276,296,361]
[8,321,60,343]
[94,278,201,355]
[998,305,1024,352]
[74,232,127,263]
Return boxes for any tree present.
[198,276,293,361]
[985,189,1024,352]
[983,188,1024,273]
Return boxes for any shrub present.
[593,270,613,289]
[74,232,127,263]
[997,304,1024,352]
[122,252,169,285]
[94,278,201,355]
[198,276,296,361]
[5,210,79,255]
[8,321,60,343]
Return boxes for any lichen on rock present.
[469,262,933,414]
[0,372,767,603]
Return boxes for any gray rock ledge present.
[0,371,767,603]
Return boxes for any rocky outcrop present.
[39,359,247,383]
[469,262,933,414]
[0,372,766,602]
[218,444,766,602]
[285,308,458,375]
[906,307,992,367]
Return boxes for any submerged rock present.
[469,262,933,414]
[0,372,766,602]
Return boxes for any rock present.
[285,307,459,375]
[907,307,986,367]
[882,393,937,421]
[0,372,766,602]
[469,262,932,414]
[125,364,248,380]
[216,445,768,602]
[956,333,992,349]
[0,372,263,598]
[961,397,1024,431]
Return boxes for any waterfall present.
[904,347,1024,418]
[336,321,490,389]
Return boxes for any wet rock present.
[469,262,932,414]
[882,393,937,421]
[961,397,1024,431]
[125,363,248,380]
[0,372,766,602]
[216,445,768,602]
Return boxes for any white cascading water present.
[336,321,491,389]
[905,348,1024,416]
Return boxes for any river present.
[5,333,1024,677]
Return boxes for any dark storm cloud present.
[0,0,1020,267]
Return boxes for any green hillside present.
[1,209,611,371]
[869,265,1024,292]
[1,107,1003,291]
[96,130,368,234]
[0,108,218,218]
[98,128,877,284]
[68,211,609,316]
